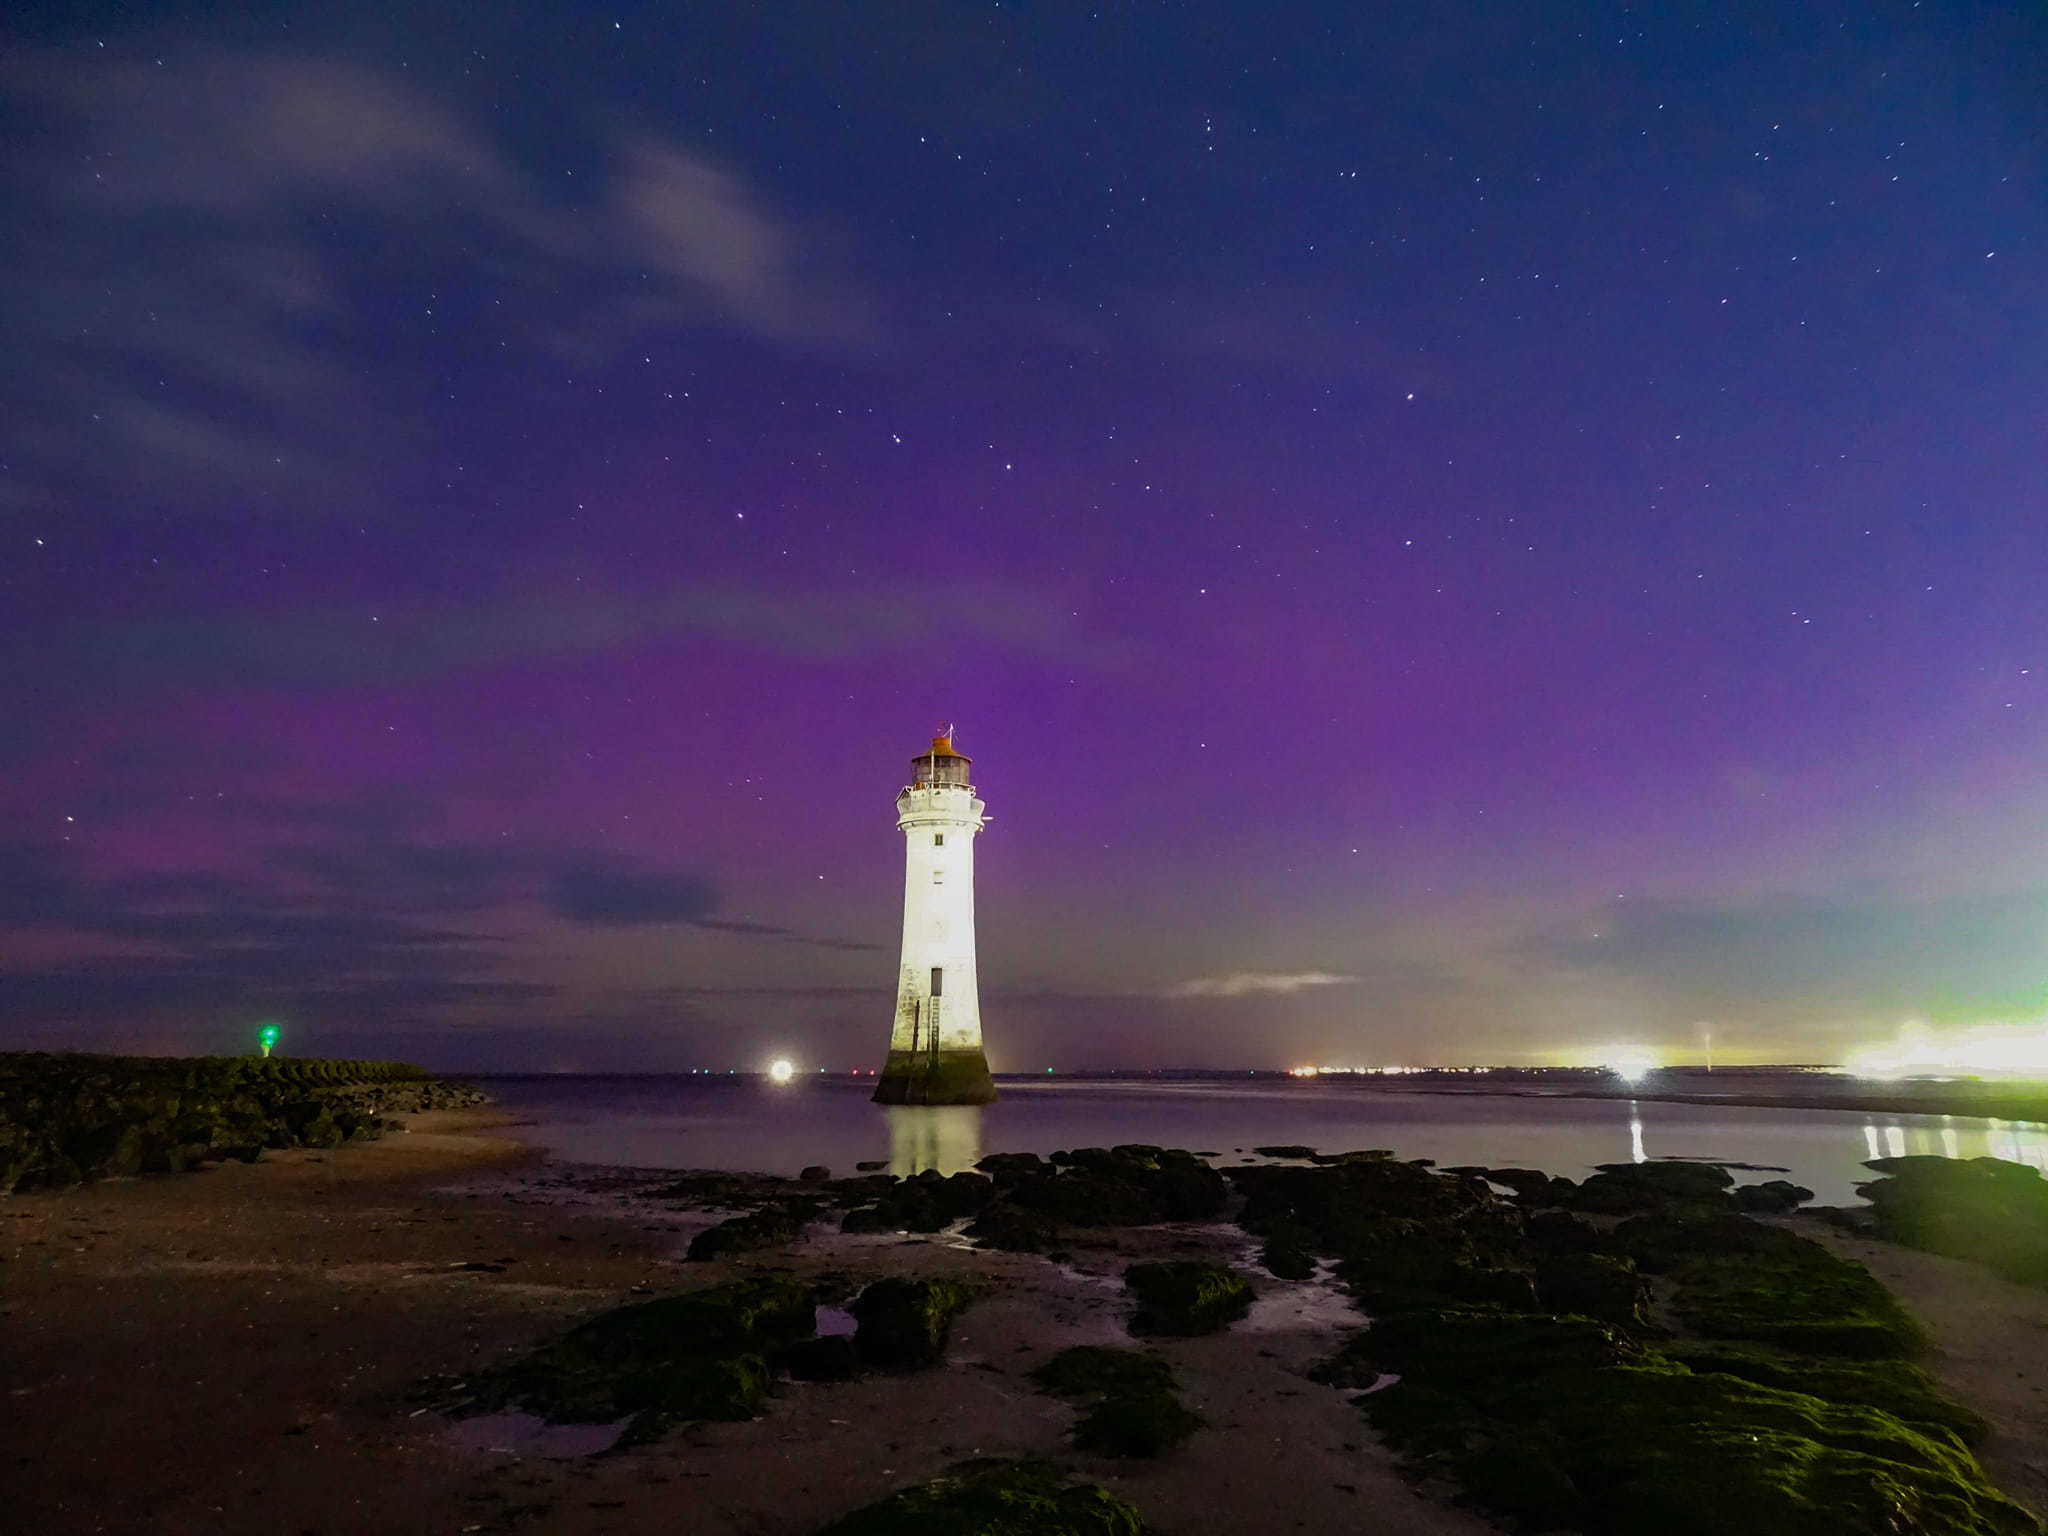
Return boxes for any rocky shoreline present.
[0,1049,488,1192]
[10,1103,2048,1534]
[424,1145,2047,1533]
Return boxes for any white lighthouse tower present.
[874,727,998,1105]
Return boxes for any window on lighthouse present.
[930,966,944,997]
[933,869,945,884]
[933,834,944,846]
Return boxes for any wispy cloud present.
[10,583,1115,708]
[1,45,870,516]
[1164,971,1360,999]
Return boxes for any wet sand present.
[4,1112,2042,1534]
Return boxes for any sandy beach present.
[6,1111,2046,1535]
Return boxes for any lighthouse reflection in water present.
[888,1105,982,1176]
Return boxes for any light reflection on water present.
[888,1105,982,1175]
[475,1075,2048,1207]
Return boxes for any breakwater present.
[0,1051,487,1193]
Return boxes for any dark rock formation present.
[850,1277,977,1370]
[1123,1260,1254,1336]
[1032,1346,1201,1458]
[687,1200,821,1261]
[1731,1177,1814,1213]
[454,1275,816,1446]
[0,1051,477,1193]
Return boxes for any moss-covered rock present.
[851,1277,976,1370]
[816,1460,1147,1536]
[1619,1212,1926,1357]
[1569,1159,1735,1214]
[1474,1166,1563,1203]
[1531,1363,2037,1536]
[1526,1208,1604,1255]
[1124,1260,1254,1336]
[1001,1147,1228,1230]
[1668,1343,1990,1445]
[1032,1345,1200,1458]
[841,1170,994,1234]
[1074,1388,1203,1458]
[964,1200,1065,1253]
[1352,1308,1643,1394]
[1259,1221,1319,1280]
[1536,1252,1651,1328]
[458,1275,816,1443]
[1357,1330,2036,1535]
[1734,1178,1815,1213]
[1860,1156,2048,1286]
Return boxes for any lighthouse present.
[874,728,998,1105]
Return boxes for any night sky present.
[4,2,2043,1073]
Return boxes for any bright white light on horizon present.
[1845,1019,2048,1081]
[768,1058,795,1084]
[1605,1047,1658,1084]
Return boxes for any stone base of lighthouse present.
[872,1047,998,1105]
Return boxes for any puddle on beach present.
[445,1410,632,1458]
[816,1305,858,1336]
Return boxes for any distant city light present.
[1604,1048,1658,1084]
[768,1058,796,1084]
[1845,1020,2048,1081]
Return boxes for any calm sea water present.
[470,1073,2048,1207]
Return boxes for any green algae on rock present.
[1342,1316,2037,1535]
[1032,1346,1201,1458]
[457,1275,815,1445]
[1123,1260,1254,1336]
[1667,1342,1990,1446]
[850,1277,977,1370]
[1859,1156,2048,1286]
[816,1460,1148,1536]
[1619,1210,1928,1357]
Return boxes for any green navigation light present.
[257,1022,282,1057]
